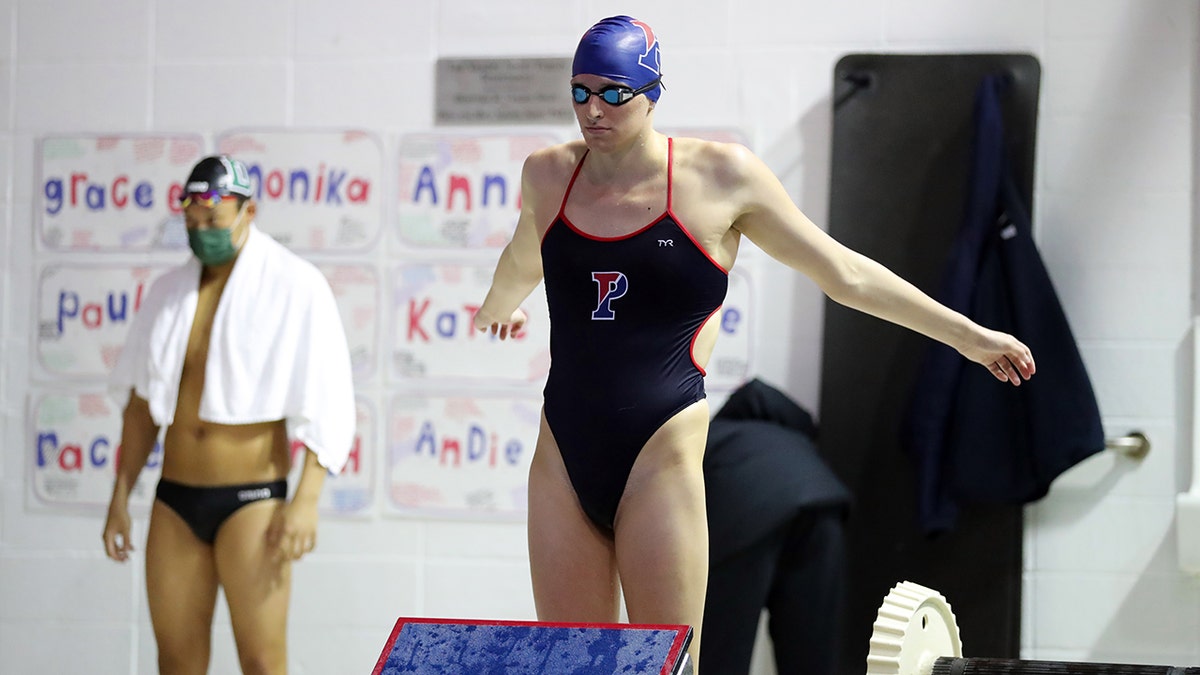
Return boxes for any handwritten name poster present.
[36,264,174,380]
[38,134,205,251]
[318,264,380,383]
[29,389,161,512]
[386,394,541,519]
[706,268,754,391]
[390,262,550,385]
[287,397,377,517]
[218,130,384,252]
[395,132,557,249]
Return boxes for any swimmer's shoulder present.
[521,140,588,196]
[671,136,762,191]
[524,141,587,176]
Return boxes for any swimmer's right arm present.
[474,154,546,340]
[102,393,160,562]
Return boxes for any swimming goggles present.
[180,190,238,209]
[571,78,661,106]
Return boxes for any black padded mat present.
[820,53,1040,672]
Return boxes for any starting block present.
[372,618,693,674]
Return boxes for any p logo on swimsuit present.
[591,271,628,320]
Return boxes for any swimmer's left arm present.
[728,145,1035,386]
[269,446,324,561]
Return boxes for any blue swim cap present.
[572,15,663,103]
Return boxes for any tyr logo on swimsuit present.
[591,271,628,320]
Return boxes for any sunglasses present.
[180,190,238,209]
[571,78,661,106]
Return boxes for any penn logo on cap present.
[627,18,660,78]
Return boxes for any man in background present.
[703,378,851,675]
[102,155,356,675]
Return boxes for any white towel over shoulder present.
[110,225,357,474]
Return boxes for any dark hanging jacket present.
[902,73,1105,536]
[704,378,851,562]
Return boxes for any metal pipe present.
[1106,431,1150,460]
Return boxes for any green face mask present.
[187,207,245,266]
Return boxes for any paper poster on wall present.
[395,132,558,249]
[36,263,176,380]
[30,389,377,516]
[389,262,550,385]
[287,397,377,517]
[28,389,162,512]
[385,394,540,519]
[217,130,384,252]
[38,134,205,251]
[706,268,755,391]
[318,264,380,383]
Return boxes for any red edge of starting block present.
[371,617,692,675]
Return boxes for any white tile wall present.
[1045,0,1194,40]
[0,1,14,61]
[1039,191,1190,268]
[153,63,290,129]
[16,0,150,65]
[1020,572,1035,652]
[651,50,742,129]
[883,0,1046,49]
[1029,496,1177,574]
[423,559,535,619]
[731,0,886,47]
[289,624,397,675]
[1082,343,1181,419]
[0,555,134,621]
[0,132,8,491]
[291,59,434,130]
[1041,39,1193,116]
[3,482,144,551]
[1031,570,1200,661]
[0,2,1196,674]
[425,519,526,558]
[154,0,293,62]
[1053,265,1190,342]
[14,65,151,132]
[1040,114,1192,193]
[435,1,578,56]
[0,66,11,131]
[294,0,435,60]
[0,620,133,675]
[309,516,424,557]
[291,559,422,629]
[0,135,11,204]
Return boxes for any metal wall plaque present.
[435,57,574,126]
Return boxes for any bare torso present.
[161,265,290,485]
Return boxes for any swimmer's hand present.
[959,327,1036,386]
[102,499,134,562]
[267,496,319,562]
[475,307,527,340]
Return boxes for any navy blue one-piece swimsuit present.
[540,138,729,531]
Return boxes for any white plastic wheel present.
[866,580,963,675]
